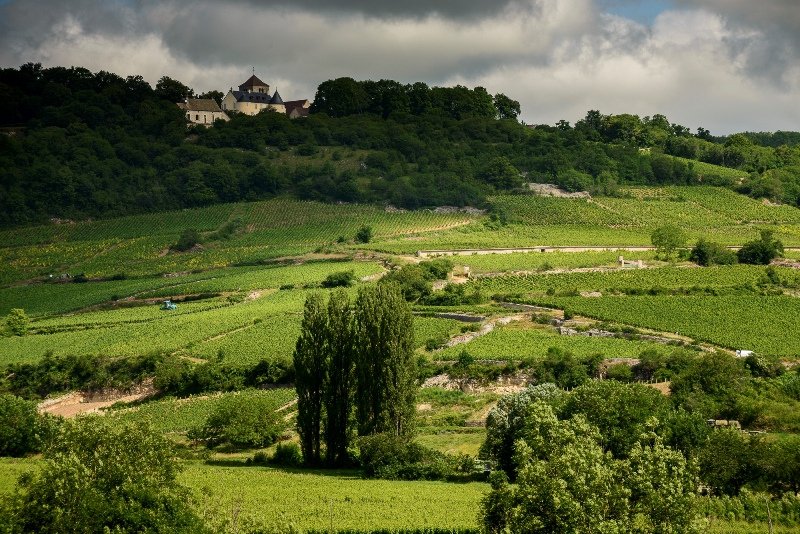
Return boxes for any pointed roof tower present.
[239,74,270,94]
[270,88,284,105]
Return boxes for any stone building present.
[177,98,230,126]
[221,74,286,115]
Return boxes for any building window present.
[195,114,199,120]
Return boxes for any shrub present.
[606,363,634,382]
[270,442,303,467]
[0,394,51,456]
[190,390,285,448]
[6,308,29,336]
[737,230,784,265]
[321,270,356,288]
[690,239,737,266]
[355,225,373,244]
[382,265,432,301]
[0,418,206,533]
[174,228,201,251]
[358,433,469,481]
[419,259,453,280]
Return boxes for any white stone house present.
[177,98,230,126]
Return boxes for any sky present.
[1,0,798,134]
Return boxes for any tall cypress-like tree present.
[354,282,416,437]
[324,289,355,465]
[293,293,328,464]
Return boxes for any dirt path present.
[39,385,155,418]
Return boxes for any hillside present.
[2,65,800,230]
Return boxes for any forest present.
[1,63,799,228]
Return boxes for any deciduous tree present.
[294,293,328,464]
[354,283,416,437]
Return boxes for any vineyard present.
[454,250,658,273]
[2,184,800,533]
[529,295,800,357]
[473,264,798,296]
[435,322,673,361]
[179,462,486,532]
[105,388,296,434]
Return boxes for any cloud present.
[0,0,797,134]
[205,0,532,21]
[673,0,800,86]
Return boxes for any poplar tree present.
[354,282,416,437]
[293,293,327,464]
[324,289,355,465]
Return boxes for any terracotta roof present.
[238,75,268,90]
[177,98,224,112]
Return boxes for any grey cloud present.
[190,0,536,21]
[674,0,800,85]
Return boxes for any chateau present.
[221,74,310,118]
[178,73,311,126]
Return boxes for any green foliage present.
[189,389,286,448]
[530,347,590,389]
[481,401,700,533]
[605,362,634,382]
[358,433,471,481]
[321,269,356,288]
[0,394,50,456]
[482,383,565,478]
[651,224,688,259]
[294,293,327,464]
[269,442,303,468]
[737,230,784,265]
[324,289,356,466]
[174,228,201,251]
[354,283,417,437]
[383,265,433,302]
[2,351,163,399]
[698,428,756,496]
[355,225,373,244]
[0,417,206,533]
[690,238,738,266]
[418,259,453,280]
[562,380,669,458]
[5,309,28,336]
